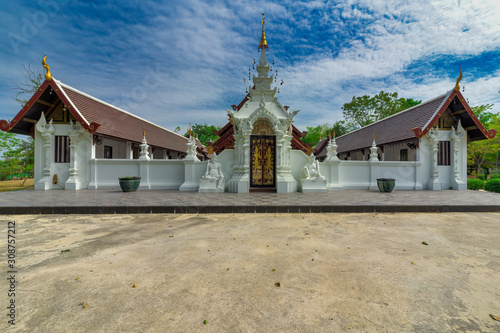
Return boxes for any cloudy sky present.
[1,0,499,134]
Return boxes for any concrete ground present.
[1,213,499,332]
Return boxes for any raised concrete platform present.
[0,189,498,214]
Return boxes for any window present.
[438,141,450,165]
[55,136,70,163]
[400,149,408,161]
[104,146,113,159]
[133,145,140,159]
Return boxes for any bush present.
[478,173,486,181]
[484,178,500,193]
[490,170,500,179]
[467,179,485,191]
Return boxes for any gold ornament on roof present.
[259,13,268,50]
[454,67,462,92]
[42,53,52,81]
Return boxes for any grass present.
[0,178,34,193]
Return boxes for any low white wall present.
[88,159,186,189]
[319,160,423,190]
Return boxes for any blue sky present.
[1,0,499,134]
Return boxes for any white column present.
[34,112,54,190]
[427,128,441,190]
[65,120,85,190]
[450,123,466,190]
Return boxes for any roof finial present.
[454,67,462,92]
[42,53,52,81]
[259,13,268,50]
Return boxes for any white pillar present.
[65,120,85,190]
[427,128,441,190]
[450,122,466,190]
[34,112,54,190]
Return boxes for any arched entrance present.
[250,120,276,190]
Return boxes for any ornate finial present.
[373,133,376,140]
[259,13,268,50]
[42,53,52,81]
[143,128,146,137]
[454,67,462,92]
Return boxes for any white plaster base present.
[428,180,442,190]
[198,179,225,193]
[276,177,297,194]
[34,179,51,190]
[452,180,466,190]
[327,183,344,191]
[301,179,328,193]
[64,178,82,190]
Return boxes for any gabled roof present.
[330,89,497,154]
[1,79,190,153]
[210,121,309,154]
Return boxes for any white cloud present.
[0,0,499,135]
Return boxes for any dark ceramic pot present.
[118,177,141,192]
[377,178,395,193]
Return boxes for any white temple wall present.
[95,137,128,159]
[34,123,92,190]
[383,142,417,161]
[291,150,309,183]
[32,125,467,191]
[88,159,186,189]
[218,149,236,186]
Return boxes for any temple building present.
[0,54,205,190]
[1,15,497,192]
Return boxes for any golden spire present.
[42,53,52,81]
[454,67,462,92]
[259,13,268,50]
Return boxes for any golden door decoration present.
[251,135,276,187]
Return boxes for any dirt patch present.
[1,213,499,332]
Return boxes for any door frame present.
[250,135,276,188]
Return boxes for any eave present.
[0,79,101,134]
[411,89,497,140]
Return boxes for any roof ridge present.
[56,80,188,141]
[336,92,449,140]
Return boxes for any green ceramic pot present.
[377,178,395,193]
[118,177,141,192]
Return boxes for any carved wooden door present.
[250,135,276,187]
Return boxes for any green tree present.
[467,105,500,175]
[184,123,221,146]
[342,91,421,128]
[331,120,354,138]
[301,123,331,146]
[0,132,34,181]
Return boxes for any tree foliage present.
[341,91,421,128]
[301,121,355,147]
[467,104,500,175]
[301,123,331,146]
[0,132,34,181]
[184,123,221,146]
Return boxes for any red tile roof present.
[58,82,189,152]
[335,93,448,153]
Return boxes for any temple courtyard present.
[1,212,499,332]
